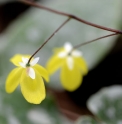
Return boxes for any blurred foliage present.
[87,85,122,124]
[0,0,122,123]
[0,87,71,124]
[0,0,13,4]
[75,116,105,124]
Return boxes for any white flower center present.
[26,67,35,79]
[64,42,72,53]
[58,42,82,70]
[66,56,74,70]
[19,57,39,79]
[72,50,82,57]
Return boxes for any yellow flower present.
[46,42,88,91]
[6,54,49,104]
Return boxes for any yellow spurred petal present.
[46,55,64,75]
[20,70,45,104]
[10,54,31,66]
[60,62,82,91]
[53,47,64,54]
[74,57,88,75]
[33,64,49,82]
[5,67,23,93]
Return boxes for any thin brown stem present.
[19,0,122,34]
[73,33,118,49]
[27,17,70,64]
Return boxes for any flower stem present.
[27,17,71,64]
[19,0,122,34]
[73,33,118,49]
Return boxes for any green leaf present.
[0,85,71,124]
[75,116,105,124]
[0,0,121,89]
[0,1,122,123]
[87,85,122,124]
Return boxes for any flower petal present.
[60,62,82,91]
[10,54,31,66]
[74,57,88,75]
[28,67,35,79]
[19,62,26,68]
[30,57,39,66]
[66,56,74,70]
[46,55,64,74]
[64,42,72,53]
[22,57,29,64]
[20,70,45,104]
[5,67,23,93]
[72,50,82,57]
[33,64,49,82]
[53,48,64,54]
[58,52,67,58]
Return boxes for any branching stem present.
[73,33,118,49]
[19,0,122,34]
[27,17,70,64]
[18,0,120,63]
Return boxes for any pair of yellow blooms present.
[6,42,88,104]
